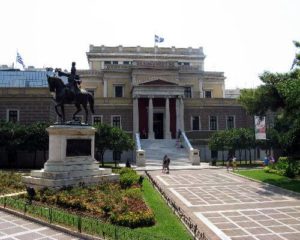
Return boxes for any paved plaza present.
[0,210,79,240]
[149,169,300,240]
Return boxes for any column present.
[180,97,185,131]
[176,97,180,132]
[199,79,204,98]
[133,97,139,134]
[165,97,171,139]
[103,79,108,97]
[148,97,154,139]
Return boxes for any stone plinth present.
[23,125,119,189]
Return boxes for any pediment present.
[140,79,178,86]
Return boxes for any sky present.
[1,0,299,89]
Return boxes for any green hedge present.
[264,157,299,178]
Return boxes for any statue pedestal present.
[23,125,118,189]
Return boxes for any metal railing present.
[0,196,172,240]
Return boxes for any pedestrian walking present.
[162,155,168,173]
[166,157,170,174]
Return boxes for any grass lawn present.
[236,169,300,193]
[133,178,193,240]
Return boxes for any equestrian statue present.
[47,62,94,124]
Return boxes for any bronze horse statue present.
[47,76,94,124]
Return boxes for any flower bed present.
[0,171,25,195]
[22,168,154,228]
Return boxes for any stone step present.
[140,139,191,166]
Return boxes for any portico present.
[132,80,185,139]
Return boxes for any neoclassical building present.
[78,45,252,160]
[0,45,253,162]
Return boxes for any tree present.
[110,127,134,167]
[21,122,49,167]
[0,121,26,167]
[239,41,300,157]
[94,124,134,167]
[208,130,228,164]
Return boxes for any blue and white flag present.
[155,35,164,43]
[16,52,25,69]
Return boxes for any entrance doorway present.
[153,113,164,139]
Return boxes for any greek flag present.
[16,52,25,69]
[155,35,164,43]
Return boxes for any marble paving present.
[150,169,300,240]
[0,211,79,240]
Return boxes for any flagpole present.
[154,36,157,62]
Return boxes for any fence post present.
[49,208,52,224]
[24,203,27,215]
[4,197,6,208]
[77,216,82,233]
[114,227,117,240]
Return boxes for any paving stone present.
[231,236,257,240]
[0,222,15,229]
[256,234,285,240]
[281,232,300,240]
[257,219,282,227]
[222,228,248,236]
[15,232,44,240]
[237,221,261,228]
[1,226,28,235]
[268,225,296,233]
[214,222,239,230]
[278,218,300,225]
[245,227,272,235]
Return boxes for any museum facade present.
[0,45,253,161]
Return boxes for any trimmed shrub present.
[110,210,155,228]
[120,168,140,189]
[265,157,299,178]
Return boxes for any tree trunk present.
[222,150,224,166]
[34,151,37,169]
[100,151,105,167]
[249,149,252,165]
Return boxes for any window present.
[191,116,200,130]
[209,116,218,130]
[183,62,190,66]
[114,85,123,97]
[92,115,102,125]
[112,61,118,65]
[205,90,212,98]
[112,115,121,128]
[7,109,19,123]
[123,61,130,65]
[184,87,192,98]
[226,116,235,129]
[104,61,111,65]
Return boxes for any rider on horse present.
[57,62,82,98]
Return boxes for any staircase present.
[140,139,192,167]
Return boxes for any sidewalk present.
[148,169,300,240]
[0,210,80,240]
